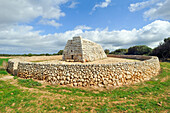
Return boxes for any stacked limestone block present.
[7,59,20,75]
[62,36,107,62]
[8,55,160,87]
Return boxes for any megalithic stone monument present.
[62,36,107,62]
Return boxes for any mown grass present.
[18,79,42,88]
[0,57,169,112]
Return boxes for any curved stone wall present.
[7,55,160,87]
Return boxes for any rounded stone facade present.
[7,55,160,87]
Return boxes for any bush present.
[127,45,152,55]
[150,37,170,61]
[57,50,63,55]
[110,49,128,55]
[104,49,110,55]
[28,53,33,57]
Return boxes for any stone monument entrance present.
[62,36,107,62]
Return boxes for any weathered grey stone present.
[8,55,160,88]
[126,75,131,79]
[62,36,107,62]
[98,84,104,87]
[73,83,77,86]
[60,80,65,85]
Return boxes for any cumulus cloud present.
[74,25,92,30]
[0,0,68,24]
[39,20,62,28]
[129,0,170,20]
[90,0,111,14]
[0,20,170,54]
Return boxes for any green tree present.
[110,49,128,55]
[104,49,110,55]
[28,53,32,57]
[45,53,50,56]
[57,50,63,55]
[150,37,170,61]
[127,45,152,55]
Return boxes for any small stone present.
[126,75,131,79]
[60,81,65,85]
[126,71,131,75]
[108,80,112,84]
[66,77,70,81]
[74,74,78,78]
[90,81,94,85]
[157,102,162,106]
[94,74,97,78]
[57,76,60,80]
[66,73,70,76]
[12,103,15,106]
[73,83,77,86]
[119,74,122,78]
[78,82,82,86]
[82,82,87,87]
[98,84,104,87]
[103,81,108,85]
[53,77,57,81]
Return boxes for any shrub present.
[127,45,152,55]
[104,49,110,55]
[57,50,63,55]
[110,49,128,55]
[150,37,170,61]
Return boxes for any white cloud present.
[129,0,170,20]
[0,0,69,25]
[68,1,79,8]
[129,0,161,12]
[39,20,62,28]
[74,25,92,30]
[0,20,170,54]
[90,0,111,14]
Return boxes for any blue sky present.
[0,0,170,54]
[29,0,153,34]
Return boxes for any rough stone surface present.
[62,36,107,62]
[7,55,160,87]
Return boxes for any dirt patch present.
[0,57,12,58]
[161,76,169,82]
[15,55,140,64]
[0,75,13,80]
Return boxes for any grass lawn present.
[0,58,169,112]
[0,58,9,66]
[0,58,9,78]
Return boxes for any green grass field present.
[0,58,169,112]
[0,58,9,77]
[0,58,9,66]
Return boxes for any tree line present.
[104,37,170,61]
[0,50,64,57]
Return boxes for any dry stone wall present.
[7,55,160,87]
